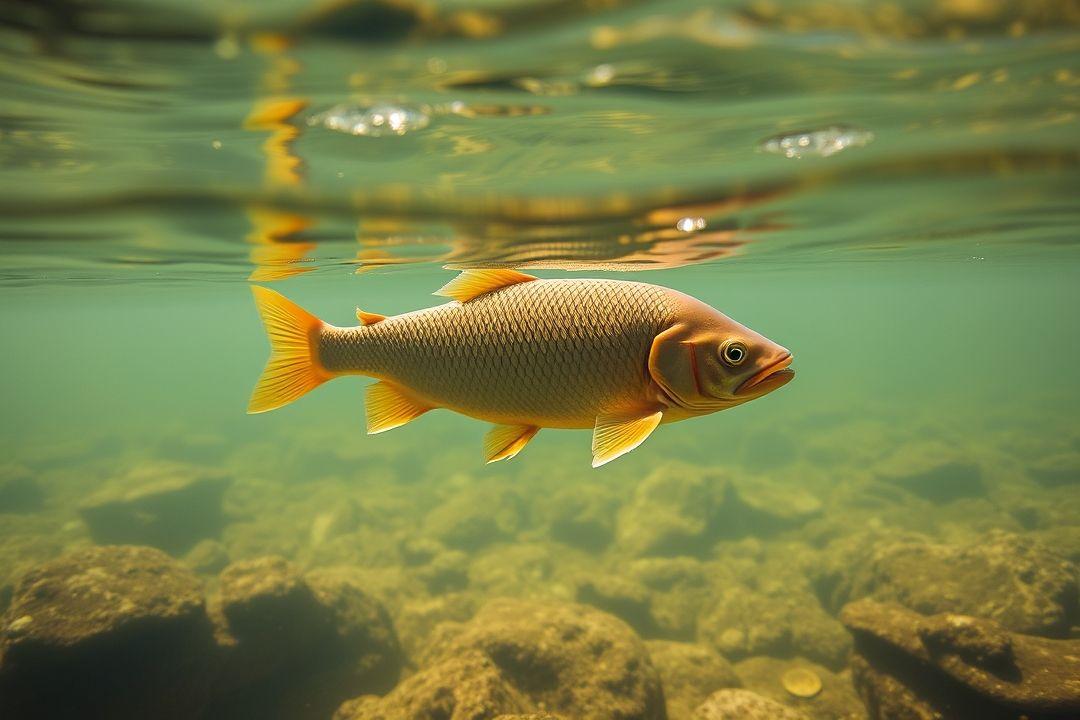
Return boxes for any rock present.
[216,556,325,672]
[732,656,865,720]
[0,517,74,616]
[0,464,43,513]
[874,441,983,502]
[692,688,808,720]
[468,542,577,600]
[616,464,819,554]
[1027,452,1080,486]
[545,484,617,551]
[645,640,740,720]
[697,585,850,670]
[334,650,529,720]
[1032,524,1080,564]
[222,517,302,561]
[78,461,231,554]
[394,593,477,659]
[414,549,470,594]
[841,598,1080,719]
[306,567,406,692]
[716,475,823,537]
[576,573,657,636]
[616,462,728,557]
[630,557,713,639]
[0,545,218,719]
[422,598,665,719]
[183,539,230,574]
[332,566,427,613]
[399,536,448,566]
[310,500,361,546]
[210,558,403,719]
[424,490,521,551]
[836,531,1078,636]
[1001,478,1080,533]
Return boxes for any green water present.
[1,1,1079,719]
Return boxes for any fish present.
[248,270,794,467]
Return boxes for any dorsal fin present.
[356,308,386,325]
[434,269,537,303]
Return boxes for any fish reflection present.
[437,62,703,96]
[246,208,316,282]
[351,190,787,273]
[244,98,308,185]
[441,225,747,272]
[243,35,314,282]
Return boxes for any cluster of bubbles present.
[675,216,707,233]
[307,99,875,166]
[308,103,433,137]
[760,125,875,159]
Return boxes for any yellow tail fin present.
[248,286,330,413]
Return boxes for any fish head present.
[650,295,794,413]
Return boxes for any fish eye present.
[721,341,747,366]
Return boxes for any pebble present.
[781,667,823,698]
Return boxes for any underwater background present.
[1,0,1078,718]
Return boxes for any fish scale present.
[321,279,677,427]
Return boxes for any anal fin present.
[591,410,663,468]
[366,381,431,434]
[484,424,540,463]
[434,269,537,303]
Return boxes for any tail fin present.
[248,286,330,414]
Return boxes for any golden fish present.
[249,270,794,467]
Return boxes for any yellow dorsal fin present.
[434,269,537,303]
[365,381,431,434]
[591,410,663,468]
[484,424,540,463]
[356,308,386,325]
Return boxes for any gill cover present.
[649,322,714,409]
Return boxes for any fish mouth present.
[737,353,795,396]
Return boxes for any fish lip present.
[737,353,794,395]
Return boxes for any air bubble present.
[760,125,874,158]
[676,217,707,232]
[309,103,432,137]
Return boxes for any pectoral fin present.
[484,424,540,463]
[434,269,537,303]
[366,381,431,434]
[591,410,663,468]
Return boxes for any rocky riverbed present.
[1,405,1077,719]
